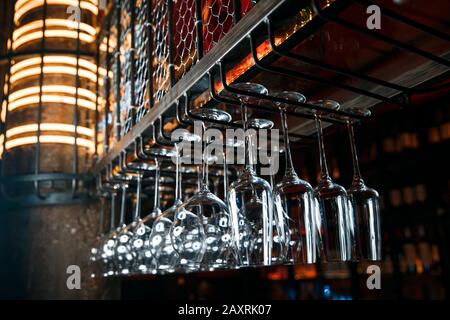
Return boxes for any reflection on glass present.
[346,120,381,261]
[147,135,198,273]
[226,83,276,267]
[273,91,318,264]
[171,109,235,272]
[311,100,351,262]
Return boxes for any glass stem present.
[347,121,363,184]
[197,165,202,192]
[153,161,160,215]
[223,145,228,200]
[109,193,116,232]
[132,172,142,222]
[268,156,274,188]
[280,108,297,177]
[174,143,182,202]
[201,123,209,191]
[240,102,255,173]
[315,114,330,180]
[119,185,127,226]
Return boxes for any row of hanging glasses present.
[90,82,382,278]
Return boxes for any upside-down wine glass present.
[114,181,134,275]
[131,158,163,274]
[147,131,201,274]
[346,116,381,261]
[170,108,235,272]
[235,114,288,265]
[115,164,154,275]
[102,189,123,276]
[89,193,106,278]
[311,100,352,262]
[114,160,157,275]
[226,83,277,267]
[273,91,319,264]
[101,191,118,277]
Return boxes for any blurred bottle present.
[401,186,418,275]
[414,184,433,274]
[397,115,420,156]
[427,109,443,145]
[439,105,450,142]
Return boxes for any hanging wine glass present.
[170,108,235,272]
[273,91,319,264]
[100,190,119,277]
[147,132,201,274]
[110,158,157,275]
[234,114,288,265]
[89,194,107,278]
[131,158,165,274]
[225,83,276,267]
[113,182,135,275]
[310,100,352,262]
[346,115,381,261]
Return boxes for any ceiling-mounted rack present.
[91,0,449,177]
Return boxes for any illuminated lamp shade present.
[8,94,97,111]
[9,85,98,103]
[10,56,108,77]
[12,29,95,50]
[13,19,96,41]
[5,135,95,152]
[9,65,103,87]
[7,84,100,112]
[6,123,94,138]
[1,0,99,198]
[4,123,95,153]
[14,0,99,24]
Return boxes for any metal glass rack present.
[92,0,450,182]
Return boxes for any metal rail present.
[92,0,450,175]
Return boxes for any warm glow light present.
[0,134,4,158]
[15,0,98,10]
[99,33,117,52]
[11,56,107,78]
[13,19,96,42]
[1,101,6,122]
[100,42,117,53]
[9,85,97,102]
[213,7,317,94]
[13,30,95,50]
[7,0,100,157]
[8,94,97,111]
[5,135,95,152]
[10,66,101,86]
[6,123,94,138]
[15,0,98,24]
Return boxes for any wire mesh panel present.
[173,0,198,80]
[109,5,120,146]
[240,0,254,16]
[97,22,113,157]
[201,0,254,54]
[95,0,257,136]
[135,0,151,122]
[151,0,171,104]
[120,0,134,136]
